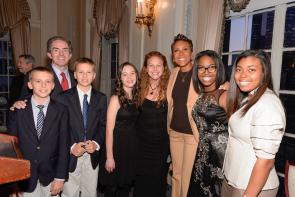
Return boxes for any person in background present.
[8,67,69,196]
[166,34,199,197]
[57,58,107,197]
[221,50,286,197]
[98,62,139,197]
[187,50,228,196]
[9,54,35,107]
[133,51,170,197]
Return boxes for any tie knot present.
[36,105,44,110]
[84,94,88,99]
[60,72,66,78]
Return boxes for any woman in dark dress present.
[187,50,228,197]
[98,62,139,197]
[133,51,170,197]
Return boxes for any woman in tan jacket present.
[167,34,199,197]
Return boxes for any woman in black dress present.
[133,51,170,197]
[187,50,228,197]
[98,62,139,197]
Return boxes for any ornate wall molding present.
[228,0,250,12]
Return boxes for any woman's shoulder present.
[257,89,282,108]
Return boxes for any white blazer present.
[223,89,286,190]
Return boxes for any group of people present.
[7,33,286,197]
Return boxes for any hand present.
[71,142,86,157]
[84,140,97,154]
[219,81,229,90]
[10,100,27,111]
[105,158,115,173]
[50,179,64,196]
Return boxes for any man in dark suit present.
[8,54,35,107]
[8,67,69,196]
[46,36,76,98]
[57,58,107,197]
[10,35,76,109]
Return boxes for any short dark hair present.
[73,57,96,72]
[19,54,36,67]
[28,66,54,81]
[192,50,226,93]
[171,34,193,52]
[46,36,73,53]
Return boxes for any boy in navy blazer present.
[57,57,107,197]
[8,67,70,196]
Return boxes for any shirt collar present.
[31,96,50,107]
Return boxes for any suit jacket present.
[166,67,199,142]
[8,74,31,107]
[48,64,77,99]
[57,87,107,172]
[8,98,69,192]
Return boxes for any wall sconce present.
[135,0,157,36]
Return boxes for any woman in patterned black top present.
[187,50,228,197]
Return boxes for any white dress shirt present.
[223,88,286,190]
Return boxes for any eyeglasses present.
[197,64,217,74]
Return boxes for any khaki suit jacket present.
[166,67,199,142]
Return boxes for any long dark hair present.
[227,49,274,117]
[139,51,170,107]
[115,62,140,108]
[192,50,226,93]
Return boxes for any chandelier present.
[135,0,157,36]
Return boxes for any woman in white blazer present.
[222,50,286,197]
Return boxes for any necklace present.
[179,71,190,83]
[149,84,158,95]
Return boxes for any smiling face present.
[172,40,193,71]
[74,63,96,91]
[197,55,217,92]
[28,71,55,102]
[121,65,137,90]
[146,56,164,81]
[47,39,72,69]
[234,56,264,93]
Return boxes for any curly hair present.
[139,51,170,107]
[115,62,140,108]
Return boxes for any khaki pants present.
[221,179,278,197]
[62,153,98,197]
[169,130,197,197]
[23,181,58,197]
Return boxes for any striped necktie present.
[36,105,45,139]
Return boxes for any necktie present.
[36,105,45,139]
[82,94,88,140]
[60,72,69,91]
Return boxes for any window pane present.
[223,20,231,52]
[0,76,8,92]
[280,51,295,90]
[284,6,295,48]
[280,94,295,134]
[229,17,245,52]
[248,11,274,50]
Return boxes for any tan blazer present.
[166,67,199,142]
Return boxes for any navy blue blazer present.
[8,98,70,192]
[57,87,107,172]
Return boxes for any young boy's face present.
[74,63,96,88]
[28,71,55,99]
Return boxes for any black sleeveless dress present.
[99,103,139,186]
[187,90,228,197]
[133,99,170,197]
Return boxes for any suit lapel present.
[40,100,57,139]
[24,101,39,141]
[87,89,99,130]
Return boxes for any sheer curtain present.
[194,0,225,53]
[0,0,31,66]
[91,0,127,89]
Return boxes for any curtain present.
[194,0,225,53]
[0,0,31,66]
[92,0,127,89]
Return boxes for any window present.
[0,33,14,129]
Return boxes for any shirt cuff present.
[92,141,100,151]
